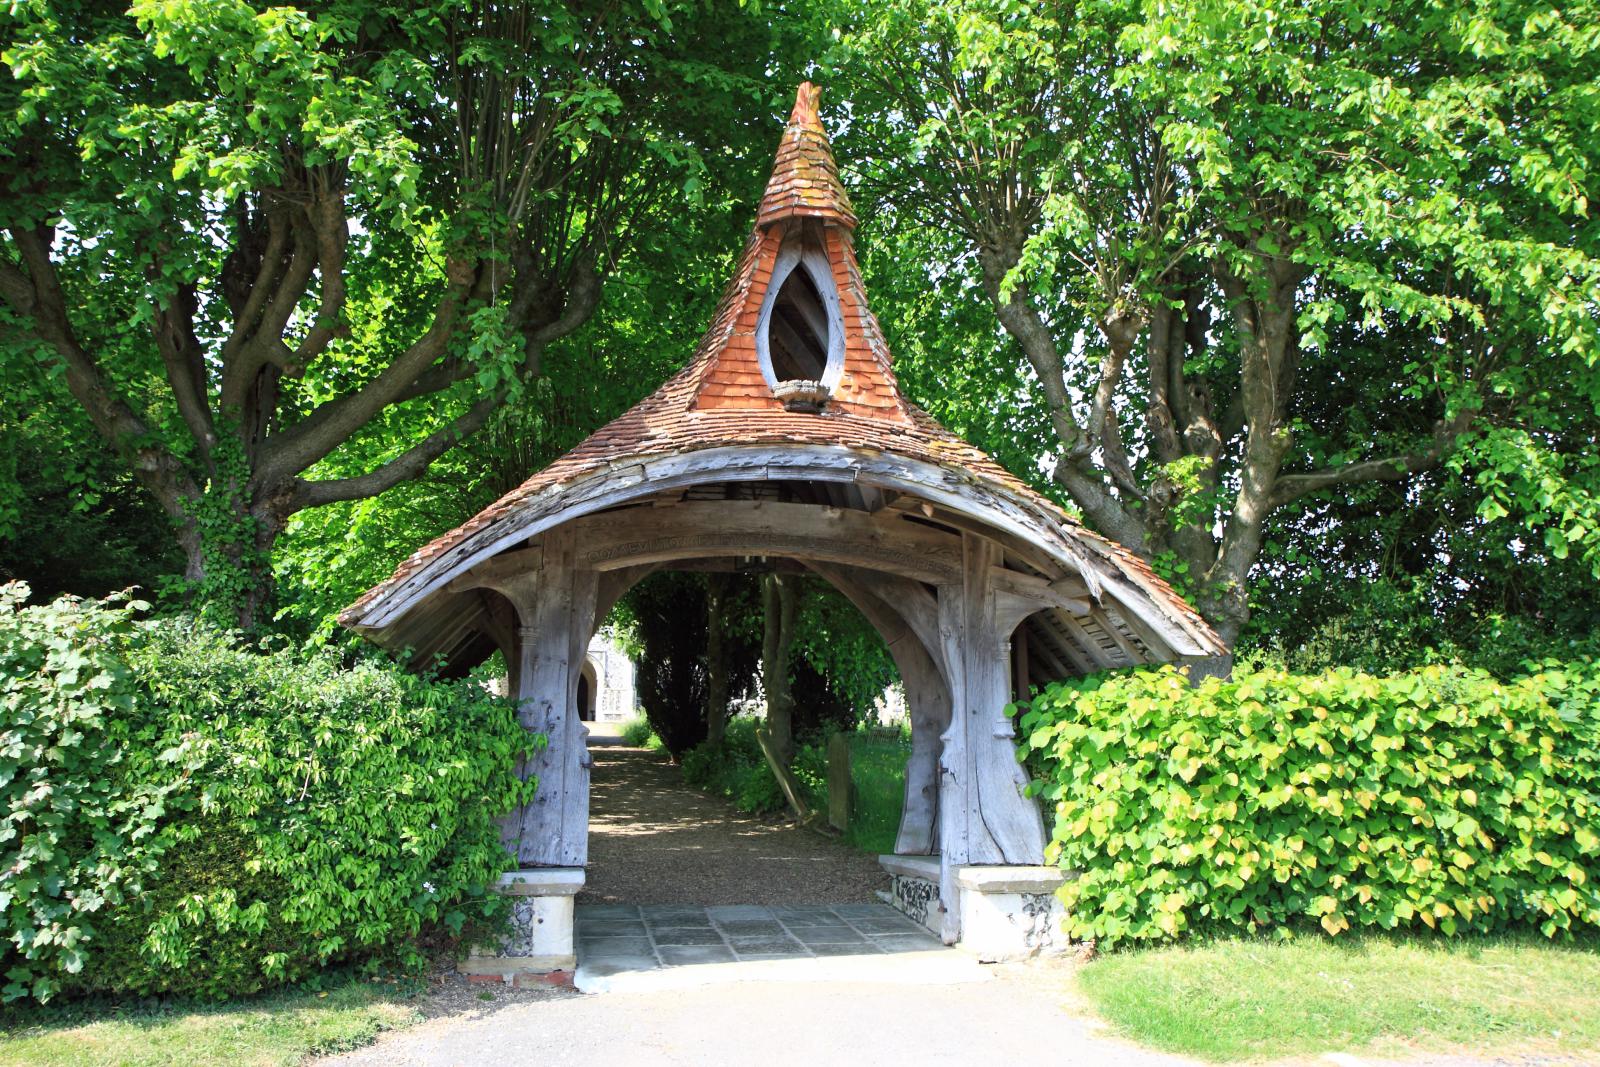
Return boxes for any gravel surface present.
[577,742,889,905]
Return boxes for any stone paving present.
[576,902,941,977]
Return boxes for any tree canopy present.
[3,0,1597,675]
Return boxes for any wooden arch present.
[342,445,1222,941]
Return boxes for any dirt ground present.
[578,741,889,905]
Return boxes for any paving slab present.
[727,938,806,957]
[658,945,737,966]
[704,904,773,921]
[574,902,978,993]
[581,936,655,956]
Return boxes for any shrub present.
[678,719,900,833]
[618,714,658,748]
[679,718,826,816]
[1,585,532,1002]
[1019,663,1600,948]
[0,586,174,1003]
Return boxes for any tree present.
[836,0,1600,645]
[704,573,734,745]
[759,572,800,765]
[0,0,779,625]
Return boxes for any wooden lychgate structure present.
[342,84,1224,948]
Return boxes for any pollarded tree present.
[0,0,777,625]
[837,0,1600,645]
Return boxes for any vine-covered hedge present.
[1019,663,1600,947]
[1,585,531,1002]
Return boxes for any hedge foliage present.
[680,718,826,815]
[1,584,532,1002]
[1019,663,1600,947]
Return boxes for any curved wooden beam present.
[347,444,1221,660]
[564,500,962,584]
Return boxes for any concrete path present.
[327,742,1195,1065]
[327,965,1195,1067]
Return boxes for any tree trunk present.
[704,573,732,745]
[760,573,798,766]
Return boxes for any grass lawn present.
[0,978,420,1067]
[1076,932,1600,1062]
[840,731,910,855]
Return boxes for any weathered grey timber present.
[341,82,1225,970]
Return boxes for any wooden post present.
[935,533,1048,942]
[481,530,599,868]
[827,733,852,832]
[802,563,949,856]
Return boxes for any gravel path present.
[577,742,888,905]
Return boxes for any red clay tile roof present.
[339,84,1222,656]
[757,82,857,231]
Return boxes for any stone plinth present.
[954,864,1069,962]
[878,854,942,936]
[461,867,584,981]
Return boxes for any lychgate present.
[341,83,1225,975]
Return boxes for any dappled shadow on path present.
[579,746,888,906]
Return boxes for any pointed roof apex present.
[757,82,857,231]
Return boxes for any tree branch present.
[151,281,217,464]
[2,225,202,525]
[292,391,502,509]
[1270,415,1471,509]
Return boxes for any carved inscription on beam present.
[565,501,963,584]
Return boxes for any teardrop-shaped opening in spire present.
[757,228,844,412]
[770,266,830,381]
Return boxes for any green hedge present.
[1019,663,1600,947]
[1,584,532,1003]
[680,719,826,815]
[678,719,910,853]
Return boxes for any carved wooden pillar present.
[468,530,597,868]
[935,533,1048,941]
[807,563,950,856]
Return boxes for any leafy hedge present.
[679,719,910,854]
[680,719,826,815]
[1,584,531,1002]
[1019,663,1600,947]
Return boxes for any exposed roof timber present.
[446,546,544,594]
[1024,623,1076,681]
[888,493,1069,581]
[558,500,960,585]
[990,568,1092,618]
[344,445,1219,663]
[1097,612,1148,662]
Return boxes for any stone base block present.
[462,868,584,981]
[954,865,1069,963]
[877,854,941,937]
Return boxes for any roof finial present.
[792,81,822,125]
[757,82,857,231]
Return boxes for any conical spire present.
[757,82,857,230]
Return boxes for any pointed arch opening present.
[757,227,845,412]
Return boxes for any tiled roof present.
[757,82,857,230]
[339,84,1221,656]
